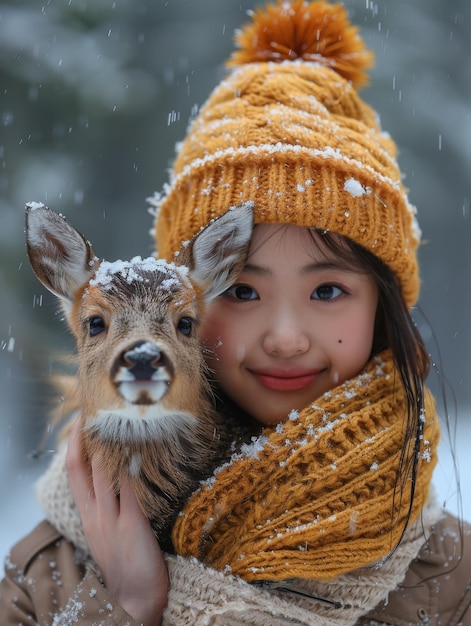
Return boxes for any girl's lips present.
[251,369,322,391]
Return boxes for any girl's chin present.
[245,399,307,426]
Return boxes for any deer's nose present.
[122,341,171,380]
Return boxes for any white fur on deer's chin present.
[85,406,198,443]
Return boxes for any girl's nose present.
[262,313,310,358]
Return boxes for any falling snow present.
[1,0,470,598]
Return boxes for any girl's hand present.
[66,421,169,625]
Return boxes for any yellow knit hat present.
[153,0,421,306]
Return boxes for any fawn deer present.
[25,201,253,547]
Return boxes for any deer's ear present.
[189,202,254,303]
[25,203,97,314]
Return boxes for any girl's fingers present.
[90,456,120,516]
[66,421,122,521]
[65,421,169,621]
[118,474,138,511]
[118,475,147,525]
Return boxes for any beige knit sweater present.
[36,444,442,625]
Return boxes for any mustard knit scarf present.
[172,351,439,582]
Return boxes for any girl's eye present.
[88,316,106,336]
[225,284,259,301]
[177,316,194,336]
[311,284,344,301]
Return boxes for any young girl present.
[1,1,470,624]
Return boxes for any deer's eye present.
[88,316,106,336]
[177,316,193,336]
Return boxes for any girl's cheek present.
[201,334,222,354]
[236,343,246,361]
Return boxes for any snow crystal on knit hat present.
[152,0,421,307]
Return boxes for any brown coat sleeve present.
[0,519,140,625]
[364,513,471,626]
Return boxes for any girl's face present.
[199,224,378,425]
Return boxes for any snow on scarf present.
[172,350,440,582]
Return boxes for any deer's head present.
[25,202,253,443]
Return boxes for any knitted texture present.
[152,0,421,306]
[35,444,88,554]
[172,351,440,582]
[33,437,443,624]
[163,498,442,626]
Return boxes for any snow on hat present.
[152,0,421,306]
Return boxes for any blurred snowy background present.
[1,0,470,565]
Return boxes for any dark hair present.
[229,223,430,543]
[314,229,430,542]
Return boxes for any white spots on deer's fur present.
[343,177,371,198]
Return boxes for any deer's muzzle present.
[114,340,174,405]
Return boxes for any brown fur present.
[25,202,254,548]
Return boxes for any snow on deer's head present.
[26,202,254,543]
[25,202,253,442]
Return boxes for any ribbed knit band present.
[153,2,421,306]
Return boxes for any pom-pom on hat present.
[153,0,421,306]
